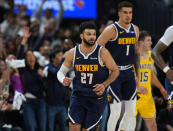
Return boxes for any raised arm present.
[0,26,6,59]
[96,25,116,46]
[33,0,47,20]
[18,27,31,59]
[93,47,119,96]
[55,0,64,30]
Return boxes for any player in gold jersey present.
[136,31,167,131]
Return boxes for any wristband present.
[171,81,173,85]
[163,65,170,73]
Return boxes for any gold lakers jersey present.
[138,51,153,98]
[136,51,156,118]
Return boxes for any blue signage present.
[14,0,97,19]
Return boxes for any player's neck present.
[140,50,149,59]
[118,21,130,30]
[80,43,96,56]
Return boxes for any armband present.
[163,65,170,73]
[57,64,70,83]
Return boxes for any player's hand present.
[160,87,168,100]
[137,86,148,95]
[154,97,164,105]
[166,124,173,131]
[62,77,72,87]
[166,69,173,82]
[93,84,105,96]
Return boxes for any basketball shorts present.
[108,67,136,103]
[68,95,107,131]
[136,95,156,119]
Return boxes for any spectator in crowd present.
[18,27,47,131]
[34,0,64,35]
[0,28,6,60]
[33,39,51,67]
[1,12,17,43]
[157,100,173,131]
[0,54,24,131]
[44,49,68,131]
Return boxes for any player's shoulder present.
[167,25,173,30]
[132,24,139,31]
[104,24,116,32]
[64,47,75,58]
[165,25,173,33]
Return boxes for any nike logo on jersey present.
[76,57,81,59]
[120,31,124,34]
[97,97,103,100]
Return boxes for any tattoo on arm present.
[152,42,168,69]
[135,52,140,77]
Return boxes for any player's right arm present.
[100,47,119,87]
[93,47,119,96]
[57,48,74,86]
[152,26,173,82]
[96,25,116,46]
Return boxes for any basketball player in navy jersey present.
[96,1,140,131]
[57,21,119,131]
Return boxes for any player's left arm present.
[134,25,140,88]
[151,65,168,100]
[93,47,119,96]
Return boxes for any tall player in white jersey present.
[152,25,173,107]
[96,1,140,131]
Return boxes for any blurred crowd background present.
[0,0,172,131]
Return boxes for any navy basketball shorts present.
[68,95,107,130]
[108,68,136,103]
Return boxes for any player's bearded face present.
[83,37,96,46]
[82,29,96,46]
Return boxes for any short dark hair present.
[49,48,62,62]
[138,31,151,41]
[118,1,133,12]
[79,21,97,34]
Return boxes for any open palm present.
[23,26,31,38]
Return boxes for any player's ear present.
[80,33,83,40]
[118,11,121,17]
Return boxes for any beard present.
[83,37,95,47]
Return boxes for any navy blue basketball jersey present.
[72,44,109,97]
[105,22,137,66]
